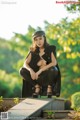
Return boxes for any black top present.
[26,45,57,72]
[23,45,61,97]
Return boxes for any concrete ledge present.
[43,110,71,119]
[7,98,53,120]
[43,97,65,110]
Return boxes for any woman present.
[20,30,61,98]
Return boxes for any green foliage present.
[0,70,22,97]
[13,97,19,104]
[71,92,80,110]
[0,39,23,73]
[0,16,80,98]
[45,17,80,98]
[65,0,80,13]
[0,96,3,103]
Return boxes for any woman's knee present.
[19,67,28,76]
[48,67,58,76]
[19,67,24,75]
[19,67,31,81]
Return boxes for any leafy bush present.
[71,92,80,110]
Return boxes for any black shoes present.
[47,86,52,98]
[32,85,41,98]
[47,92,52,98]
[56,93,60,97]
[32,85,59,98]
[32,92,39,98]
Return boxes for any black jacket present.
[21,45,61,97]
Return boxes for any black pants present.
[20,65,61,98]
[20,67,58,86]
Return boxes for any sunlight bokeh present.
[0,0,78,39]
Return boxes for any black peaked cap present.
[32,30,45,39]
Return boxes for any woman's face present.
[34,35,45,48]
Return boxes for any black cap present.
[32,30,45,39]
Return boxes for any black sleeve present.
[49,45,56,58]
[25,51,32,59]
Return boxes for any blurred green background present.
[0,3,80,98]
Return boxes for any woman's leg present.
[36,66,58,86]
[32,84,41,98]
[20,67,37,97]
[47,67,58,86]
[46,67,58,97]
[22,80,33,97]
[20,67,36,86]
[36,66,58,97]
[20,67,42,97]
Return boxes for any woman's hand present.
[36,69,42,80]
[30,69,36,80]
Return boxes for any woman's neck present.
[39,47,44,52]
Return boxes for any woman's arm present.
[41,52,57,71]
[36,52,57,76]
[23,53,36,80]
[23,53,32,71]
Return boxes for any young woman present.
[20,30,61,98]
